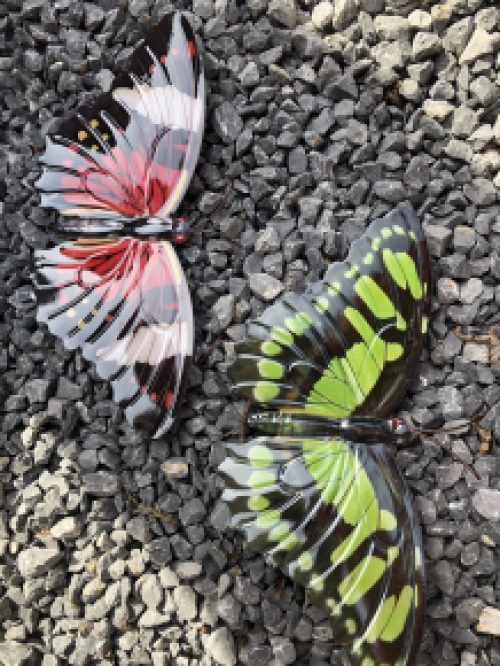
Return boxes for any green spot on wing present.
[315,296,329,313]
[271,327,294,346]
[380,586,413,641]
[355,276,395,320]
[249,470,275,489]
[386,343,403,362]
[345,343,380,397]
[285,315,306,336]
[344,308,385,368]
[253,382,280,402]
[248,495,270,511]
[255,509,280,528]
[340,469,376,525]
[248,444,274,467]
[297,551,314,571]
[332,499,378,564]
[396,252,422,299]
[260,340,282,356]
[268,522,290,542]
[257,359,284,380]
[328,281,341,296]
[338,556,386,606]
[381,228,392,239]
[380,509,397,531]
[382,248,406,289]
[364,594,396,644]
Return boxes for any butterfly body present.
[33,12,205,436]
[219,204,431,665]
[54,215,192,243]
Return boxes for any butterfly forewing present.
[36,11,204,225]
[228,204,431,419]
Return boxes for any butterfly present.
[33,12,205,438]
[218,204,432,666]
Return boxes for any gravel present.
[1,0,500,665]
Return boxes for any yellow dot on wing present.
[90,119,99,128]
[78,130,87,141]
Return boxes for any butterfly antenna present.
[417,412,484,435]
[413,430,481,480]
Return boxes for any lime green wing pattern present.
[219,418,425,666]
[228,204,431,419]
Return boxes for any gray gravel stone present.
[249,273,284,301]
[204,627,237,666]
[0,642,39,666]
[179,498,206,526]
[312,2,333,30]
[469,75,500,106]
[460,27,500,64]
[24,378,51,404]
[332,0,358,30]
[437,277,460,303]
[374,15,410,40]
[268,0,297,28]
[452,107,480,138]
[82,472,119,497]
[472,489,500,520]
[372,180,406,203]
[213,103,244,143]
[408,9,432,30]
[399,78,422,102]
[213,294,235,329]
[413,32,443,60]
[17,547,63,579]
[50,517,83,541]
[443,17,474,56]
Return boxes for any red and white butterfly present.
[34,12,205,437]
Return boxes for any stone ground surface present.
[1,0,500,664]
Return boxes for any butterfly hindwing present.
[34,238,193,438]
[35,11,205,228]
[219,416,425,666]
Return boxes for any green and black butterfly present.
[218,204,432,666]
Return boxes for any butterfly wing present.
[219,423,425,666]
[229,204,431,419]
[35,11,205,229]
[220,205,431,663]
[33,238,193,438]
